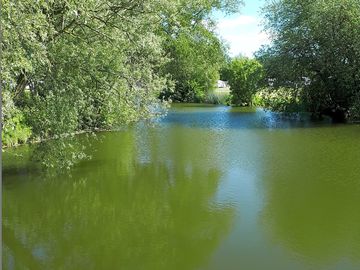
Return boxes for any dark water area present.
[3,104,360,270]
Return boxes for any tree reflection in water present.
[3,127,235,270]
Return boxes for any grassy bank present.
[203,87,231,105]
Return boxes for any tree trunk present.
[14,71,27,99]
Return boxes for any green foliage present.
[226,57,264,106]
[1,0,243,148]
[349,93,360,122]
[253,87,305,113]
[257,0,360,120]
[2,0,170,141]
[2,92,32,147]
[31,136,91,172]
[24,91,79,139]
[202,88,231,105]
[160,0,243,102]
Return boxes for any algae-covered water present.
[3,105,360,270]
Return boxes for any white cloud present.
[216,15,270,58]
[217,15,258,29]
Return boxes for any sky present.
[214,0,270,58]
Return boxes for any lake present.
[3,104,360,270]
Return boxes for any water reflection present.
[3,127,235,270]
[260,128,360,267]
[2,134,93,182]
[3,105,360,270]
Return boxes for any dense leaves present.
[224,57,264,105]
[161,27,227,102]
[253,87,305,114]
[160,0,243,102]
[1,0,243,147]
[2,92,32,147]
[257,0,360,121]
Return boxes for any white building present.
[217,80,228,88]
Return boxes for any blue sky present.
[214,0,270,57]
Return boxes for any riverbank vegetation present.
[1,0,243,147]
[255,0,360,122]
[221,57,264,106]
[2,0,360,148]
[218,0,360,123]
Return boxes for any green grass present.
[203,87,231,105]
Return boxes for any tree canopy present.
[224,57,264,106]
[1,0,243,147]
[256,0,360,121]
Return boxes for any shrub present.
[203,89,231,105]
[253,87,305,113]
[227,57,264,106]
[2,91,32,147]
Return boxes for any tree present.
[1,0,243,147]
[257,0,360,121]
[159,0,243,102]
[2,0,172,143]
[161,25,228,102]
[226,57,264,106]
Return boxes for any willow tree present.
[2,0,172,145]
[1,0,243,147]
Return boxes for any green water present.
[3,105,360,270]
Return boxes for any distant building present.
[217,80,228,88]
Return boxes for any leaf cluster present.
[257,0,360,120]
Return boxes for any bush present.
[203,89,231,105]
[164,80,207,103]
[203,92,221,105]
[253,87,305,113]
[227,57,264,106]
[2,91,32,147]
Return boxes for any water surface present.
[3,105,360,270]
